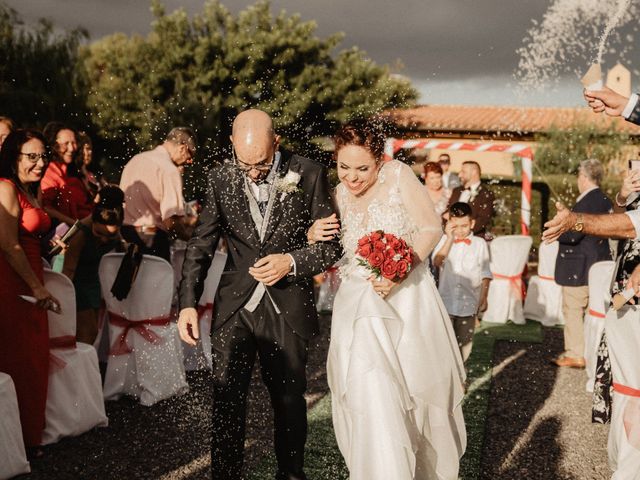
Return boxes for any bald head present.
[230,109,280,181]
[232,109,274,141]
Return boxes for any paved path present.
[480,327,610,480]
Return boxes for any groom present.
[178,109,342,480]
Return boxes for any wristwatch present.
[572,213,584,232]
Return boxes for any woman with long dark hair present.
[0,129,60,450]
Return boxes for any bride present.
[309,120,466,479]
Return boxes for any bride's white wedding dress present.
[327,160,466,480]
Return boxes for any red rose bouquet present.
[356,230,415,282]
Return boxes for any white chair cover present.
[0,373,30,478]
[182,250,227,371]
[523,241,564,326]
[41,269,108,445]
[583,261,615,393]
[92,307,110,364]
[99,254,188,406]
[483,235,533,325]
[605,306,640,477]
[316,266,341,313]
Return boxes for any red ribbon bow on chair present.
[492,272,525,300]
[49,335,77,373]
[107,311,171,356]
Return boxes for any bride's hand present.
[369,275,396,299]
[307,214,340,244]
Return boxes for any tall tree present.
[0,3,88,128]
[82,0,418,171]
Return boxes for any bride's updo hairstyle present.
[334,118,386,163]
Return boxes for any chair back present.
[199,251,228,307]
[99,253,174,321]
[43,269,77,338]
[489,235,532,276]
[587,261,616,314]
[537,241,558,278]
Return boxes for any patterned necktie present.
[257,183,270,216]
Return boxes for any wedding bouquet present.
[356,230,414,281]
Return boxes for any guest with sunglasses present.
[61,186,126,344]
[119,127,197,261]
[0,129,60,453]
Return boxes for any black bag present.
[110,243,143,301]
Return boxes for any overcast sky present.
[5,0,605,107]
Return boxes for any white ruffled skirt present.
[327,263,466,480]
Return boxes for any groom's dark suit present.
[179,150,341,480]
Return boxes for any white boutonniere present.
[276,170,302,200]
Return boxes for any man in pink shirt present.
[119,127,196,261]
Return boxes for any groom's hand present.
[249,254,292,286]
[178,307,199,346]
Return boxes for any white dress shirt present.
[459,181,481,203]
[622,93,639,119]
[434,234,492,317]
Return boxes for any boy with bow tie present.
[433,202,492,361]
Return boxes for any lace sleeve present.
[396,162,443,261]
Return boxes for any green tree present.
[534,122,630,175]
[0,2,89,128]
[82,0,418,176]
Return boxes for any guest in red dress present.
[0,129,61,448]
[41,122,94,226]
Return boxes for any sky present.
[4,0,619,107]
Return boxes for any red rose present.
[391,238,402,250]
[381,260,398,279]
[368,251,385,268]
[358,243,372,258]
[387,249,397,259]
[384,233,396,243]
[374,240,386,252]
[358,236,370,246]
[397,260,409,277]
[371,231,383,241]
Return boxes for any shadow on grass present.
[460,320,544,480]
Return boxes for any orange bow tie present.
[454,238,471,245]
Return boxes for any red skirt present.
[0,238,49,447]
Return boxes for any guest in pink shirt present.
[119,127,197,261]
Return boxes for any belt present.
[133,225,158,234]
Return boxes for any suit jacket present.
[448,184,495,237]
[627,96,640,125]
[554,187,612,286]
[178,150,342,339]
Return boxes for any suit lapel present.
[227,165,261,246]
[263,151,297,243]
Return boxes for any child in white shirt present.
[433,202,492,361]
